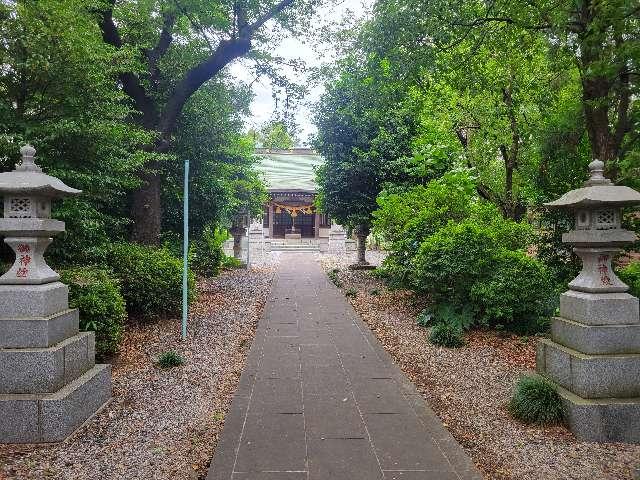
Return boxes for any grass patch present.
[157,350,185,369]
[327,269,343,288]
[428,323,465,348]
[508,374,563,425]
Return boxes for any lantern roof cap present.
[0,145,81,198]
[545,159,640,209]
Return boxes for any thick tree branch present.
[147,11,176,82]
[99,0,158,128]
[160,0,297,137]
[159,38,252,136]
[244,0,295,36]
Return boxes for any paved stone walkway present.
[207,253,482,480]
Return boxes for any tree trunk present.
[355,225,370,265]
[131,166,162,244]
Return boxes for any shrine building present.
[256,148,331,240]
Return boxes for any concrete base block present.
[0,309,79,348]
[551,316,640,354]
[0,332,94,394]
[557,384,640,443]
[0,364,111,443]
[0,282,68,318]
[560,291,639,326]
[538,339,640,399]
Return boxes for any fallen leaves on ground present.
[319,253,640,480]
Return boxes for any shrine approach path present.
[207,252,482,480]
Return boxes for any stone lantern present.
[0,145,79,285]
[538,159,640,443]
[230,212,249,260]
[0,145,111,443]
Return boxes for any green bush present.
[60,266,126,358]
[157,350,185,369]
[49,199,115,268]
[416,308,435,328]
[191,226,229,277]
[221,254,243,269]
[508,374,564,425]
[328,269,343,288]
[429,322,465,348]
[107,242,196,319]
[417,303,474,330]
[412,220,497,303]
[470,250,556,328]
[618,261,640,298]
[374,171,476,286]
[345,288,358,297]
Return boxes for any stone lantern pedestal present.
[0,146,111,443]
[538,160,640,443]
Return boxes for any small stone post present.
[538,159,640,443]
[328,223,347,254]
[0,145,112,443]
[248,219,264,265]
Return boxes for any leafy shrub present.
[107,242,196,319]
[618,261,640,298]
[429,323,465,348]
[417,303,474,331]
[221,254,243,269]
[416,308,435,328]
[470,250,556,329]
[60,266,126,358]
[534,210,581,287]
[328,269,343,288]
[157,350,184,369]
[412,220,497,303]
[49,199,115,268]
[345,288,358,297]
[508,374,564,425]
[191,226,229,277]
[374,171,476,286]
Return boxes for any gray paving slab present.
[207,253,483,480]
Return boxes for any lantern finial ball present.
[16,144,42,173]
[585,159,611,186]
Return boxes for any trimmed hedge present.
[618,261,640,298]
[107,242,196,319]
[470,250,555,328]
[60,266,126,358]
[191,226,229,277]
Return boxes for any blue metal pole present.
[182,159,190,340]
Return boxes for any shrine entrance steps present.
[207,252,481,480]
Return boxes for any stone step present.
[0,282,69,319]
[0,332,95,394]
[270,245,320,252]
[0,364,111,443]
[537,339,640,399]
[560,290,639,326]
[556,384,640,443]
[0,309,79,348]
[551,316,640,355]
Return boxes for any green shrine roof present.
[256,149,324,193]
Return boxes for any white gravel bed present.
[0,262,278,480]
[320,252,640,480]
